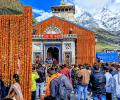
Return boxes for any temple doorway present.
[47,47,59,64]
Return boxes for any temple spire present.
[51,0,75,21]
[61,0,65,5]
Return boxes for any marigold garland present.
[0,7,32,100]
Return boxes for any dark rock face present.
[0,0,23,14]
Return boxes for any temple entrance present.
[47,47,59,64]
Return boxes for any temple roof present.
[36,16,94,33]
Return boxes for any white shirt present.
[105,72,113,93]
[114,72,120,98]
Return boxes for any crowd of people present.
[1,61,120,100]
[31,61,120,100]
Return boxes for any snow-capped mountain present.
[34,4,120,35]
[75,7,120,35]
[73,7,120,46]
[94,7,120,34]
[75,11,98,29]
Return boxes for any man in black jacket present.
[90,65,106,100]
[36,64,46,99]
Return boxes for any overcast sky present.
[66,0,120,13]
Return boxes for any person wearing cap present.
[114,65,120,100]
[7,74,23,100]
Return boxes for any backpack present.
[50,75,66,99]
[58,75,67,100]
[59,75,72,100]
[50,74,72,100]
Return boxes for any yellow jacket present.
[32,71,39,92]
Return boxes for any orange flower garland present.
[0,7,32,100]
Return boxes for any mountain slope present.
[75,11,98,29]
[94,7,120,35]
[93,27,120,52]
[93,28,120,45]
[75,7,120,52]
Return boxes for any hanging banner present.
[43,34,61,38]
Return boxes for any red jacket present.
[60,67,69,78]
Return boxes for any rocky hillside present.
[93,28,120,45]
[0,0,23,14]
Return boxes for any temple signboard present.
[43,34,61,38]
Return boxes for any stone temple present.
[32,0,95,65]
